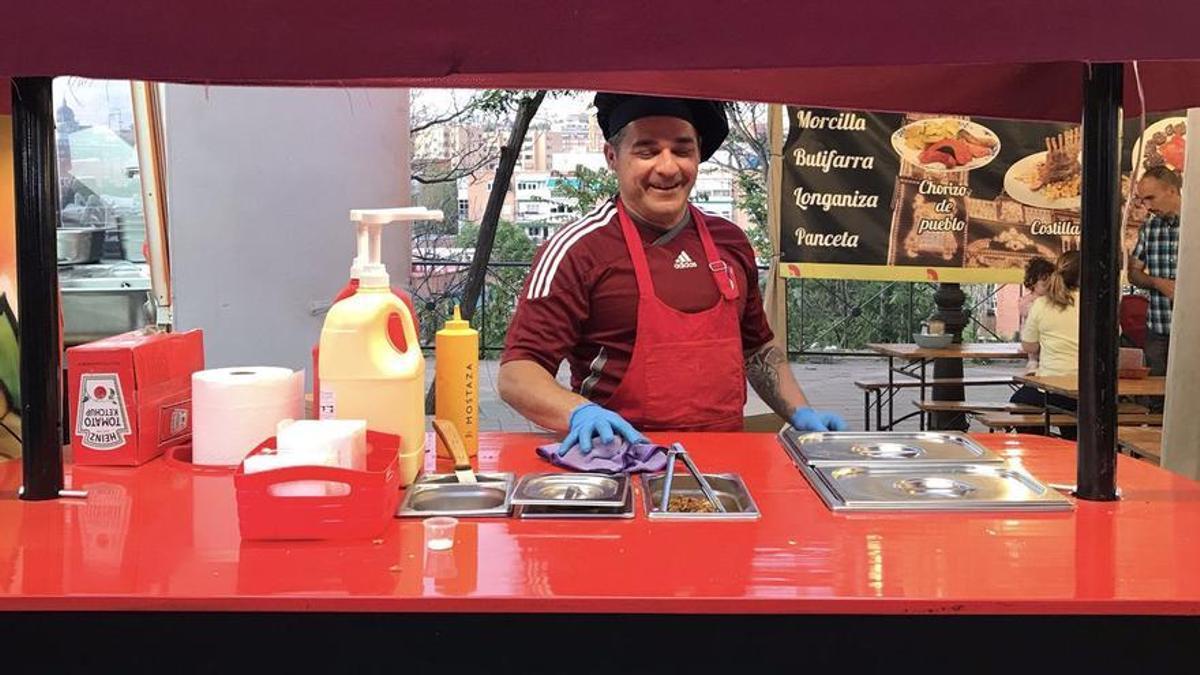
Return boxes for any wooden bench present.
[912,400,1040,431]
[914,401,1040,413]
[853,376,1017,390]
[1116,414,1164,426]
[1118,427,1163,464]
[981,413,1077,430]
[982,412,1164,432]
[1116,402,1151,414]
[856,376,1018,430]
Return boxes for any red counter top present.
[1,433,1198,615]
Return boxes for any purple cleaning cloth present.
[536,438,669,474]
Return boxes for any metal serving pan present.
[59,264,154,345]
[641,473,760,520]
[510,472,629,508]
[517,485,636,519]
[396,472,515,517]
[779,429,1003,467]
[804,463,1073,512]
[57,227,109,265]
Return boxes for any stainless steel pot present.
[57,228,109,265]
[59,268,154,345]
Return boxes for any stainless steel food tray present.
[779,429,1003,467]
[517,484,636,519]
[396,472,515,517]
[641,473,760,520]
[804,463,1073,512]
[510,472,629,508]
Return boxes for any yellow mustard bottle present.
[435,305,479,458]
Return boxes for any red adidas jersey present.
[502,199,774,404]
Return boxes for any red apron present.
[603,199,746,432]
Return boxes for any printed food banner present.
[778,106,1186,282]
[0,105,22,462]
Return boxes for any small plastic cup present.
[423,516,458,551]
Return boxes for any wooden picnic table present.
[868,342,1027,361]
[863,343,1026,430]
[1014,374,1166,437]
[1015,374,1167,398]
[1118,427,1164,464]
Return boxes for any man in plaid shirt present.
[1128,166,1181,385]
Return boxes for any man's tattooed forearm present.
[745,345,792,418]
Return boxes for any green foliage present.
[551,165,618,215]
[420,91,990,357]
[787,280,939,353]
[455,220,536,262]
[415,88,560,356]
[734,172,773,261]
[0,295,19,410]
[470,90,522,115]
[472,89,573,115]
[453,220,536,350]
[412,174,460,235]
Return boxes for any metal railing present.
[410,258,1006,357]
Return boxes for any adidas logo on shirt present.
[673,250,698,270]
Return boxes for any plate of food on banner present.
[1132,116,1186,174]
[1004,126,1082,210]
[891,117,1001,172]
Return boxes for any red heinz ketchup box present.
[68,329,205,466]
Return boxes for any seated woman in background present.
[1018,256,1055,333]
[1010,251,1080,440]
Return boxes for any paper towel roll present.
[192,367,304,466]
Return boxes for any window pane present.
[53,77,153,345]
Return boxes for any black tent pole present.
[12,77,65,500]
[1076,63,1122,501]
[930,283,968,431]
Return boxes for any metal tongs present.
[660,443,727,513]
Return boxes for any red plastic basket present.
[234,430,401,540]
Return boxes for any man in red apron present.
[499,93,845,452]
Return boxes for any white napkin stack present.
[241,419,368,496]
[277,419,368,471]
[243,447,339,497]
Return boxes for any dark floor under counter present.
[2,430,1199,673]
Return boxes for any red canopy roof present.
[4,1,1200,119]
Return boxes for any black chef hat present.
[594,92,728,162]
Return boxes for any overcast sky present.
[413,88,593,118]
[53,78,134,129]
[52,79,596,131]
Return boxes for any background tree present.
[409,89,521,185]
[733,171,772,260]
[454,220,535,352]
[711,102,772,260]
[550,164,618,213]
[409,90,511,236]
[411,91,981,372]
[421,89,548,410]
[454,91,546,325]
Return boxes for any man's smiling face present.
[605,116,700,229]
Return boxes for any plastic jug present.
[311,262,419,411]
[318,207,441,486]
[435,305,479,458]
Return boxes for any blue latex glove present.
[791,407,848,432]
[558,403,647,455]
